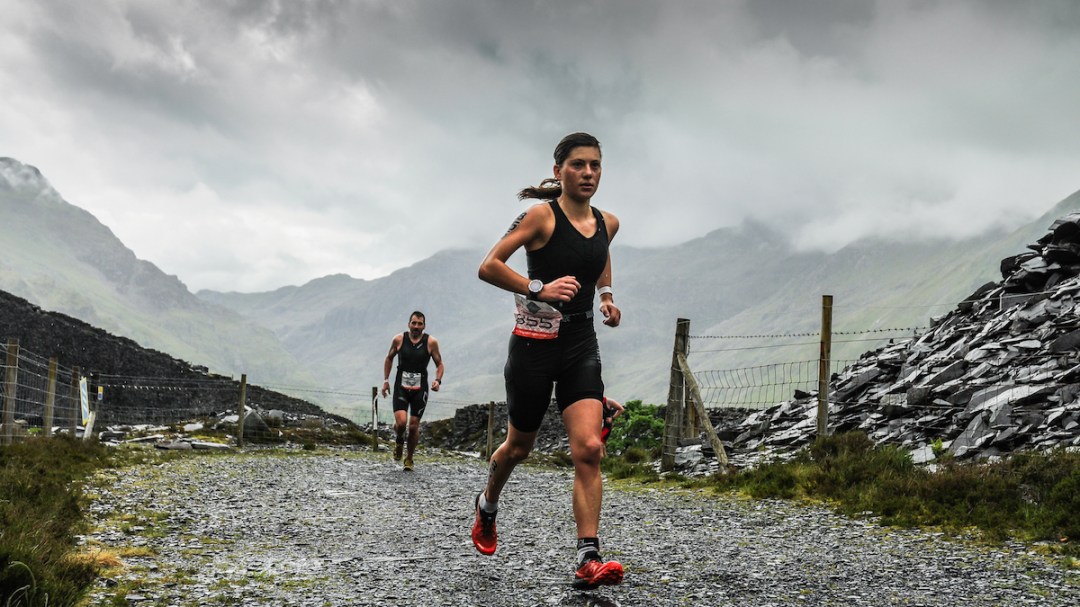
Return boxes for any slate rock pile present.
[0,288,352,429]
[95,407,354,449]
[712,213,1080,470]
[418,400,571,454]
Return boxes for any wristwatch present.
[527,279,543,300]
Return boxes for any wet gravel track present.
[86,449,1079,606]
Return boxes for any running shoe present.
[403,455,414,471]
[393,440,404,461]
[572,558,624,590]
[471,492,497,555]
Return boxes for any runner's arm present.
[478,204,579,302]
[598,210,621,327]
[381,335,401,396]
[428,337,445,391]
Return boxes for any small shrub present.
[621,447,650,464]
[606,400,664,455]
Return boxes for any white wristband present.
[597,286,613,297]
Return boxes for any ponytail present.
[517,178,561,201]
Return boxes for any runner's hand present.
[381,381,390,398]
[541,276,580,302]
[600,301,620,327]
[603,397,624,422]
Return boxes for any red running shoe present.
[573,558,624,590]
[471,492,497,555]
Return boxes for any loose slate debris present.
[84,454,1080,607]
[688,213,1080,473]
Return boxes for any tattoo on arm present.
[503,212,527,237]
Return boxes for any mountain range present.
[2,156,1077,420]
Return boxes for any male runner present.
[381,311,444,471]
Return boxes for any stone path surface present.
[85,449,1079,606]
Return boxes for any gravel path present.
[85,448,1078,606]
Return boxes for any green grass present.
[693,432,1080,559]
[0,435,129,606]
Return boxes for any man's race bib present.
[401,371,423,390]
[513,294,561,339]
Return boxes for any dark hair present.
[410,311,425,322]
[517,132,601,200]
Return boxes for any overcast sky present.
[2,0,1079,293]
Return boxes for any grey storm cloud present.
[1,0,1079,291]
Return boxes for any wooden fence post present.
[237,374,248,448]
[2,339,18,445]
[68,367,80,436]
[817,295,833,439]
[486,401,495,460]
[371,386,379,451]
[676,353,729,466]
[662,318,690,471]
[43,358,58,437]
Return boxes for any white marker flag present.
[79,377,89,425]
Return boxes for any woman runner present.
[470,132,625,589]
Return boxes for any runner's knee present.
[501,441,533,463]
[571,438,604,467]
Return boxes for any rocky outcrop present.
[712,214,1080,470]
[419,401,570,454]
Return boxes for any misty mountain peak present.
[0,157,64,206]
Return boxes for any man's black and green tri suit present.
[393,332,432,419]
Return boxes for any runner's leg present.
[392,408,406,460]
[484,422,538,503]
[562,398,605,538]
[406,414,420,458]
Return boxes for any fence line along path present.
[86,451,1078,607]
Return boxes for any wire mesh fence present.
[690,359,858,410]
[0,338,477,446]
[0,339,362,445]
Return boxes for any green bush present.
[605,400,664,455]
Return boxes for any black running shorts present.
[503,328,604,433]
[392,385,428,419]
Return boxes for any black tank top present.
[526,200,609,317]
[396,332,431,383]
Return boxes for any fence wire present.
[687,359,857,409]
[1,339,487,445]
[2,350,83,434]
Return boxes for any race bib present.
[401,371,423,390]
[513,294,561,339]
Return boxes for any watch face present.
[529,279,543,293]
